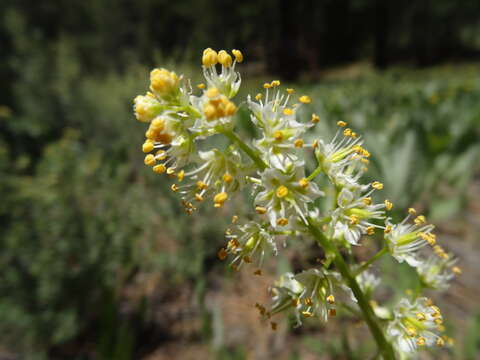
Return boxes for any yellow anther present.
[372,181,383,190]
[204,103,217,120]
[166,167,175,176]
[311,113,320,123]
[263,83,272,89]
[294,139,304,148]
[270,322,277,331]
[283,108,294,115]
[171,184,179,192]
[299,95,311,104]
[255,206,267,214]
[151,117,165,131]
[362,197,372,205]
[177,170,185,182]
[337,121,347,127]
[195,193,204,202]
[150,68,179,96]
[213,192,228,208]
[253,269,262,276]
[156,150,167,160]
[349,215,360,225]
[351,132,358,138]
[384,200,393,210]
[202,48,218,67]
[255,93,263,101]
[416,312,426,321]
[326,295,335,304]
[217,248,228,260]
[243,255,252,263]
[291,298,300,306]
[304,297,313,306]
[196,181,208,190]
[274,130,283,141]
[343,128,353,137]
[153,164,166,174]
[218,50,233,67]
[206,87,220,98]
[436,337,445,347]
[430,305,441,317]
[231,215,238,224]
[414,215,426,225]
[142,142,154,153]
[328,308,337,317]
[302,311,313,317]
[276,185,289,198]
[225,101,237,116]
[408,208,417,215]
[144,154,156,166]
[361,158,369,164]
[452,266,462,275]
[223,173,233,183]
[299,178,309,188]
[232,49,243,63]
[384,225,392,234]
[271,80,280,87]
[312,140,319,148]
[434,318,443,325]
[277,218,289,226]
[367,226,375,235]
[197,83,206,89]
[416,337,426,346]
[406,327,417,337]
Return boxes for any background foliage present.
[0,1,479,359]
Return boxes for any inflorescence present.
[133,48,459,359]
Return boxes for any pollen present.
[408,208,417,215]
[283,108,294,115]
[263,83,272,89]
[142,141,154,153]
[195,193,204,202]
[197,83,206,89]
[255,206,267,214]
[218,50,233,67]
[384,200,393,210]
[414,215,426,225]
[436,337,445,347]
[416,337,426,346]
[277,218,289,226]
[311,113,320,123]
[223,173,234,183]
[286,88,295,94]
[271,80,281,87]
[294,139,304,148]
[452,266,462,275]
[196,181,208,190]
[372,181,383,190]
[153,164,166,174]
[232,49,243,63]
[255,93,263,101]
[206,87,220,98]
[367,226,375,235]
[343,128,353,137]
[218,248,228,260]
[326,295,335,304]
[214,192,228,208]
[299,95,311,104]
[304,297,313,306]
[349,215,360,225]
[171,184,179,192]
[302,311,313,317]
[328,308,337,317]
[274,130,283,141]
[254,269,262,276]
[384,225,392,233]
[337,121,347,127]
[144,154,156,166]
[276,185,289,198]
[416,312,426,321]
[202,48,218,67]
[363,197,372,205]
[299,178,309,188]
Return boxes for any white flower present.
[202,48,242,98]
[247,86,311,168]
[356,270,380,295]
[417,254,460,291]
[384,211,436,267]
[172,148,245,212]
[330,187,386,245]
[269,268,349,326]
[387,297,446,355]
[255,163,323,228]
[220,221,277,270]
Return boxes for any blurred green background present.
[1,1,480,359]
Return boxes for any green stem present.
[223,130,267,170]
[354,247,388,277]
[306,217,396,360]
[306,164,323,181]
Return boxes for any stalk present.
[307,217,396,360]
[223,130,267,170]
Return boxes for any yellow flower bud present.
[150,68,179,97]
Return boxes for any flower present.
[384,209,436,267]
[202,48,242,98]
[417,253,460,291]
[255,163,323,228]
[247,83,312,168]
[219,221,277,270]
[387,297,446,354]
[269,268,349,326]
[330,187,387,245]
[356,270,380,296]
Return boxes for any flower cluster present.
[133,49,460,359]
